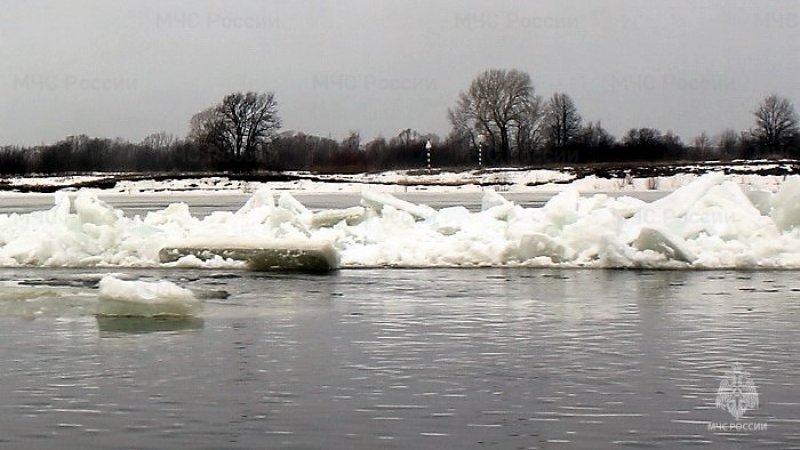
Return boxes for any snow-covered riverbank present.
[1,161,798,196]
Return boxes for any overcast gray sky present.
[1,0,798,146]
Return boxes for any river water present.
[0,193,798,449]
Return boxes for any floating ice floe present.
[1,173,799,270]
[96,276,203,317]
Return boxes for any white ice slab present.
[97,276,203,317]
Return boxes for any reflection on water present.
[0,268,798,449]
[96,316,204,336]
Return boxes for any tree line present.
[1,68,798,175]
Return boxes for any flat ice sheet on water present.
[159,238,339,272]
[1,173,800,269]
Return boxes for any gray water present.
[0,268,798,449]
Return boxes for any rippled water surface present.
[0,268,798,449]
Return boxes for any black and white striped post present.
[477,133,486,170]
[426,140,433,171]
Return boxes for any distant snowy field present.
[1,162,796,196]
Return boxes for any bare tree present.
[753,94,799,154]
[515,97,545,163]
[341,131,361,152]
[577,121,615,152]
[393,128,417,147]
[142,132,179,151]
[544,93,582,149]
[693,132,712,150]
[692,131,714,160]
[716,129,739,159]
[189,91,281,161]
[189,107,221,143]
[448,69,542,164]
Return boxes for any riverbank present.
[1,160,797,195]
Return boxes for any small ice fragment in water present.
[96,276,202,317]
